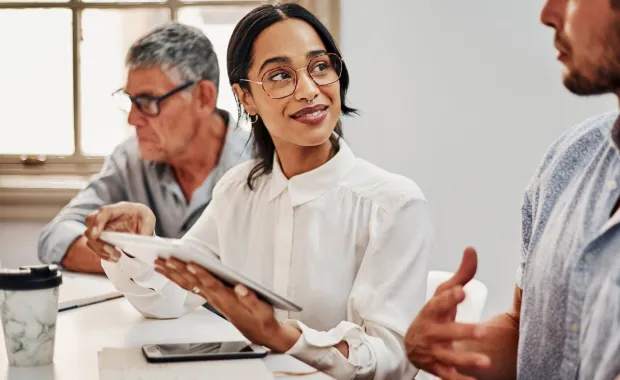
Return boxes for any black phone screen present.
[142,341,267,362]
[154,342,253,356]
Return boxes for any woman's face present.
[235,18,342,149]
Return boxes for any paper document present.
[59,273,122,311]
[99,231,302,312]
[98,347,274,380]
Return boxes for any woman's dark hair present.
[227,3,358,189]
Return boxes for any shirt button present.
[569,323,580,333]
[607,180,618,191]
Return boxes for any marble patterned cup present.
[0,265,62,366]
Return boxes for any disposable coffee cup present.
[0,265,62,366]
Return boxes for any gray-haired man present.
[38,22,252,273]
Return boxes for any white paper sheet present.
[59,273,122,311]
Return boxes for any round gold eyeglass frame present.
[239,53,344,100]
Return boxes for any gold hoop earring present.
[250,114,260,123]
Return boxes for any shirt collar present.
[216,110,252,176]
[150,110,251,203]
[189,113,250,207]
[267,136,357,207]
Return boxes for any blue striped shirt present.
[518,111,620,380]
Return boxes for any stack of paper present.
[98,347,274,380]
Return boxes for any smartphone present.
[141,341,268,363]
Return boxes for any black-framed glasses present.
[240,53,343,99]
[111,81,195,117]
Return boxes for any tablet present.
[99,231,302,312]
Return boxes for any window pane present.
[181,0,264,2]
[178,5,257,130]
[0,0,67,4]
[80,9,170,156]
[0,9,73,155]
[82,0,162,4]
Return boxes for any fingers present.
[86,239,120,262]
[86,240,109,261]
[137,219,155,236]
[425,322,487,342]
[154,257,166,268]
[159,258,196,291]
[436,247,478,295]
[451,247,478,286]
[234,284,258,308]
[187,262,225,291]
[137,206,156,236]
[432,346,491,369]
[233,284,273,319]
[161,259,234,306]
[84,208,121,262]
[84,206,117,240]
[85,202,156,239]
[427,286,466,317]
[154,263,173,282]
[185,263,246,315]
[433,365,478,380]
[154,259,194,295]
[159,260,267,324]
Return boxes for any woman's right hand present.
[84,201,156,262]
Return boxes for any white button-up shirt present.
[102,139,433,379]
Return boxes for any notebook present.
[58,273,123,312]
[98,347,274,380]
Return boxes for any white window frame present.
[0,0,340,220]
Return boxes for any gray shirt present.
[38,115,252,265]
[518,110,620,380]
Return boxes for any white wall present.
[340,0,616,317]
[0,221,46,268]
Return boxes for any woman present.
[86,4,433,379]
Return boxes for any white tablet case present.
[99,231,302,312]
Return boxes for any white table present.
[0,278,332,379]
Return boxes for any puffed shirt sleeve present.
[283,196,433,380]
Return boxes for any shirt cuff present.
[283,320,361,380]
[125,281,204,319]
[43,220,86,264]
[102,251,162,297]
[102,253,204,319]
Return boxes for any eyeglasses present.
[111,81,195,117]
[240,53,343,99]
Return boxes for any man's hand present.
[61,236,106,273]
[405,247,491,380]
[84,202,156,263]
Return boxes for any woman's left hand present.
[154,257,301,353]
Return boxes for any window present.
[0,0,339,219]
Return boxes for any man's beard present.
[564,58,620,95]
[562,22,620,95]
